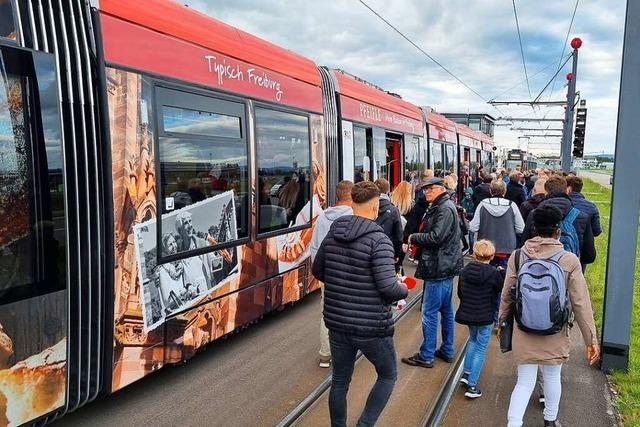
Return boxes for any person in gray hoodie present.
[310,180,354,368]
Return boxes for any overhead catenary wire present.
[488,58,566,102]
[512,0,532,100]
[546,0,580,102]
[356,0,502,114]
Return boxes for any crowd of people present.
[310,165,602,427]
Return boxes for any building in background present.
[441,113,495,138]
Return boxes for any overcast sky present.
[184,0,625,155]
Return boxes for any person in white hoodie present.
[311,180,354,368]
[470,179,524,326]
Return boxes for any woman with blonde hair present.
[391,181,414,273]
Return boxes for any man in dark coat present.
[375,178,404,262]
[567,176,602,237]
[522,176,596,267]
[402,177,463,368]
[519,178,547,223]
[312,181,408,427]
[472,174,493,207]
[505,173,526,208]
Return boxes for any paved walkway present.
[441,326,618,426]
[579,170,612,189]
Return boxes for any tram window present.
[162,106,241,139]
[353,126,368,182]
[255,107,311,234]
[157,87,249,254]
[0,1,17,40]
[0,47,65,303]
[404,136,421,181]
[445,144,456,174]
[431,140,444,176]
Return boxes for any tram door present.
[0,45,68,425]
[385,133,402,189]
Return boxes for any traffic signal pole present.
[601,0,640,372]
[561,40,580,172]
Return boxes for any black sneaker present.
[464,386,483,399]
[544,420,561,427]
[401,353,434,368]
[459,372,470,386]
[435,349,454,363]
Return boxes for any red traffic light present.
[566,72,573,81]
[571,37,582,49]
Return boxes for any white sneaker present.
[319,359,331,368]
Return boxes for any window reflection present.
[353,126,368,183]
[404,136,422,181]
[431,140,443,176]
[162,106,241,139]
[0,49,65,302]
[158,91,249,246]
[255,107,311,234]
[445,144,456,174]
[0,1,16,41]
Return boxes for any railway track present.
[277,286,467,427]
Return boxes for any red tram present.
[0,1,494,424]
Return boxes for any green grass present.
[582,179,640,425]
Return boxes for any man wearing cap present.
[402,177,463,368]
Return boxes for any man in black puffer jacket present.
[472,174,493,207]
[312,181,408,427]
[522,175,596,267]
[402,177,463,369]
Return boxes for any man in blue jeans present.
[312,181,408,427]
[402,177,463,368]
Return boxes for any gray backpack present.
[514,249,570,335]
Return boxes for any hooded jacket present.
[469,197,525,234]
[310,204,353,262]
[568,191,602,237]
[375,195,404,258]
[312,215,408,337]
[505,181,526,207]
[499,237,598,365]
[522,193,596,265]
[472,182,491,207]
[519,192,545,223]
[455,261,504,326]
[412,192,464,280]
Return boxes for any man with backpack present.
[499,204,599,427]
[521,176,596,269]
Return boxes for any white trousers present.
[507,364,562,426]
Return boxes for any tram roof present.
[99,0,321,87]
[333,71,423,123]
[423,109,457,133]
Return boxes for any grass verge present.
[582,178,640,425]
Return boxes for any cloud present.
[184,0,625,155]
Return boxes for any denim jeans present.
[462,324,493,386]
[419,277,455,361]
[328,331,398,427]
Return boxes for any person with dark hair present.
[505,173,526,208]
[472,174,493,207]
[310,180,354,369]
[500,204,599,427]
[567,176,602,237]
[522,176,596,268]
[375,178,404,265]
[312,181,408,427]
[520,178,547,223]
[402,177,463,369]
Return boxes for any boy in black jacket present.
[312,181,408,427]
[455,240,504,399]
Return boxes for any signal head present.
[571,37,583,49]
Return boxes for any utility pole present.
[561,38,581,172]
[601,0,640,372]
